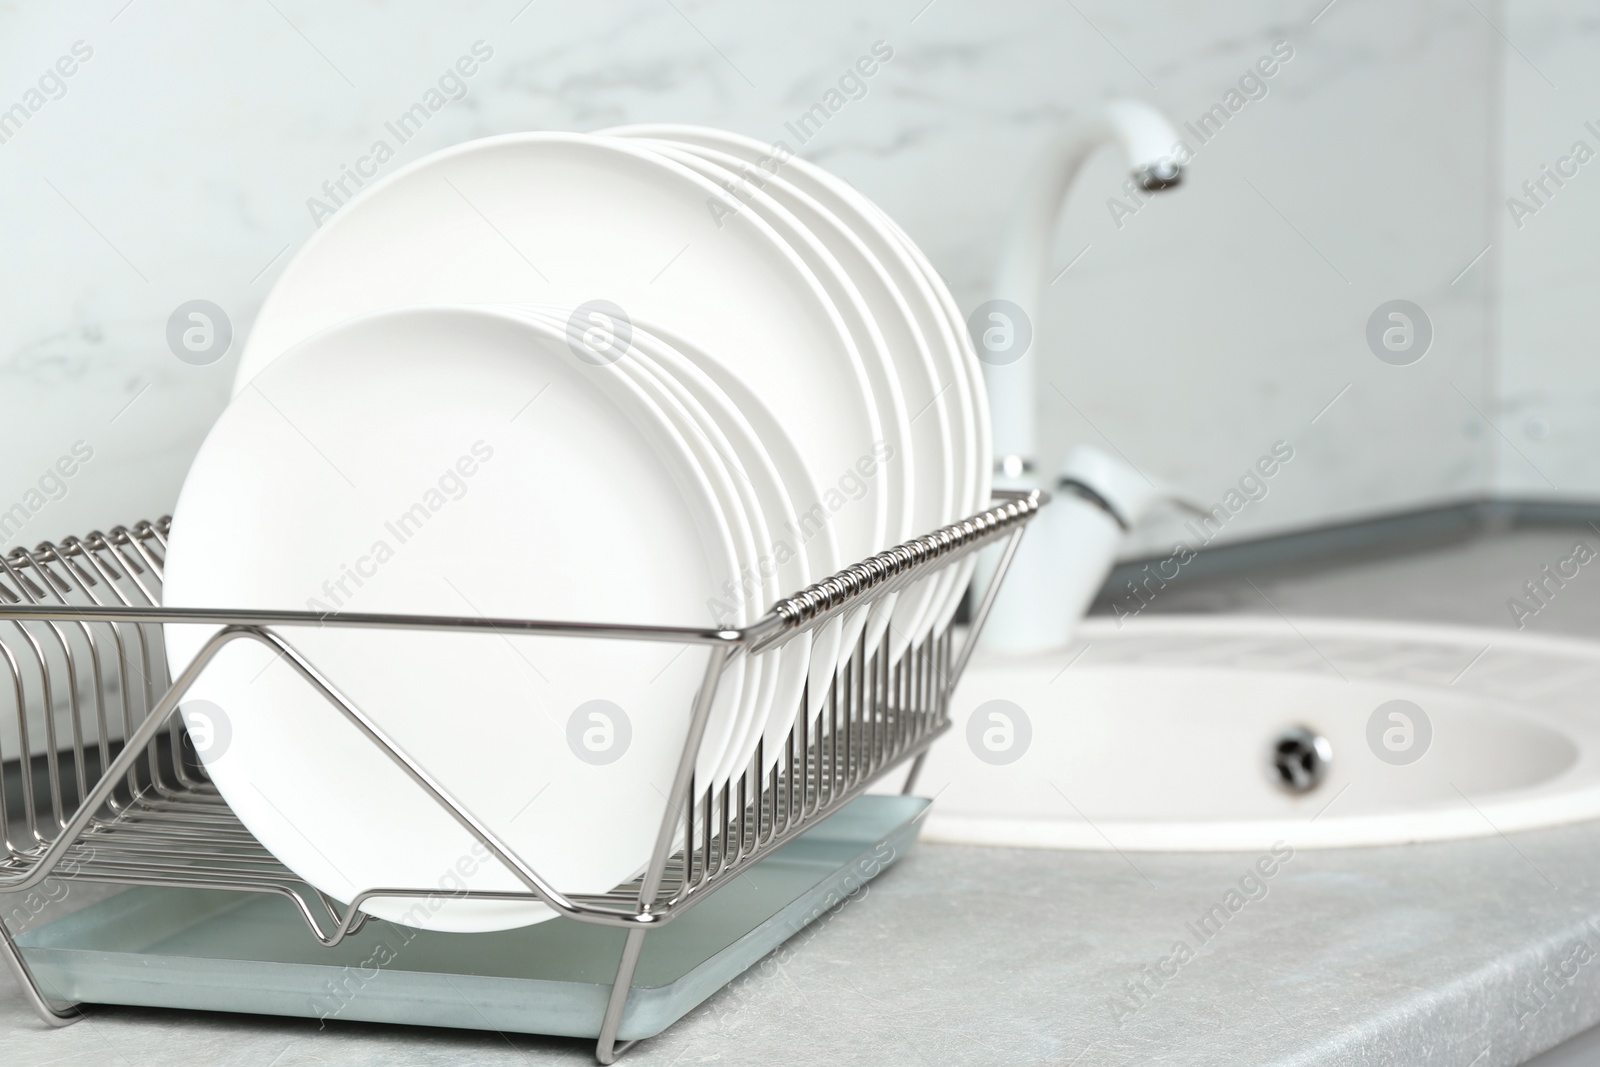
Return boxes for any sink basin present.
[914,616,1600,850]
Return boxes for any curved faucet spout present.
[972,100,1188,656]
[986,99,1185,472]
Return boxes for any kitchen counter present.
[6,526,1600,1066]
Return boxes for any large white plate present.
[626,137,949,661]
[165,306,746,932]
[622,141,912,663]
[233,132,889,618]
[605,125,989,632]
[874,211,994,623]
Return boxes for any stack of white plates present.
[162,128,989,933]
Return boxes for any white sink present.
[913,616,1600,850]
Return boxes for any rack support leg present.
[1,914,81,1027]
[595,926,647,1064]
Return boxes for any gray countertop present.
[6,526,1600,1066]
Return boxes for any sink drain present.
[1271,726,1332,794]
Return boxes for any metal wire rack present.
[0,488,1043,1062]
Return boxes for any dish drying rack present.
[0,488,1043,1062]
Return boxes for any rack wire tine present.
[949,520,1032,692]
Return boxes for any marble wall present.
[0,1,1519,558]
[1497,0,1600,501]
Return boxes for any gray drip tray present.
[15,794,928,1042]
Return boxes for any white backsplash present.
[1497,0,1600,501]
[0,0,1547,560]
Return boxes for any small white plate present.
[165,306,746,932]
[520,306,770,788]
[515,305,812,788]
[633,319,849,763]
[616,323,809,783]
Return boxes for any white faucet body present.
[985,99,1184,470]
[975,100,1191,655]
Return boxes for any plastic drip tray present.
[15,794,928,1041]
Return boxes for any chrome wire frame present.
[0,489,1044,1060]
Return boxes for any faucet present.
[974,99,1199,654]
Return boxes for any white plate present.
[593,317,769,786]
[634,319,849,759]
[605,125,989,631]
[516,305,812,787]
[517,303,764,794]
[519,305,770,789]
[622,140,913,670]
[624,136,951,661]
[233,132,889,619]
[617,324,807,782]
[884,212,993,624]
[663,139,956,652]
[165,306,746,932]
